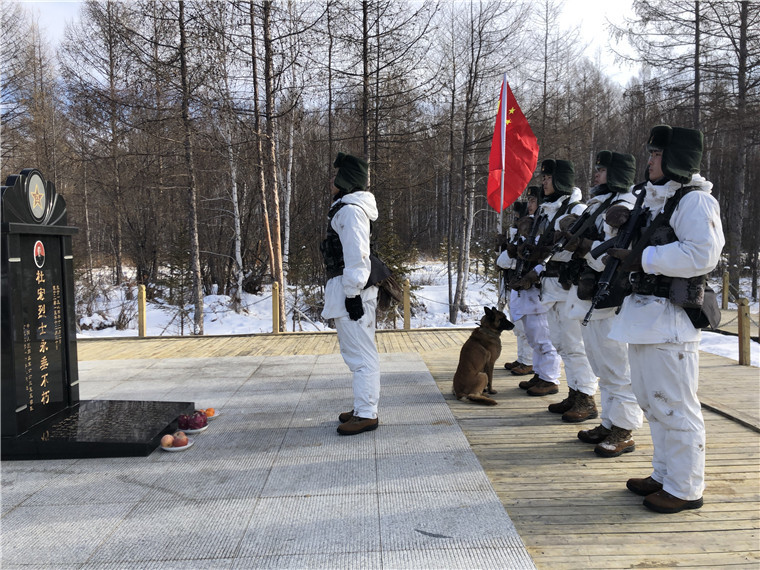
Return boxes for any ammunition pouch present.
[629,272,672,297]
[629,272,719,329]
[320,234,344,279]
[542,261,561,278]
[578,266,632,309]
[558,259,585,290]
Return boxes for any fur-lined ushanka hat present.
[647,125,703,184]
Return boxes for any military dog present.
[452,306,515,405]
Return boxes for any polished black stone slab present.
[1,399,195,460]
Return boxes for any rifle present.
[512,212,543,283]
[582,187,647,326]
[528,192,615,270]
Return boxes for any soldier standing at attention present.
[561,151,644,457]
[516,160,598,424]
[607,126,724,513]
[321,152,382,436]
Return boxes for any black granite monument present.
[2,169,193,459]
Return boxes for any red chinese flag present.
[487,82,539,212]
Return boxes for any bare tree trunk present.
[728,0,748,292]
[693,0,701,130]
[249,1,275,277]
[362,0,371,184]
[82,160,94,284]
[106,1,124,286]
[178,0,203,335]
[263,0,286,331]
[225,124,244,312]
[447,62,457,323]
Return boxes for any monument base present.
[1,400,195,460]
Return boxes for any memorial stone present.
[2,169,193,459]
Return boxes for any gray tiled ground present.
[1,353,534,569]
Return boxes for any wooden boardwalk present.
[79,328,760,569]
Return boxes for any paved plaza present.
[1,353,535,569]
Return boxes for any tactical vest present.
[320,201,391,287]
[537,196,580,283]
[626,186,719,328]
[321,201,348,279]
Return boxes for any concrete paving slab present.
[1,353,534,569]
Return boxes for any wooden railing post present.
[722,271,729,309]
[738,297,750,366]
[403,278,410,330]
[272,282,280,334]
[138,284,147,338]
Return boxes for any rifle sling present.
[625,186,690,268]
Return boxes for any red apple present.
[172,431,188,447]
[160,434,174,448]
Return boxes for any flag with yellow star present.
[487,81,539,212]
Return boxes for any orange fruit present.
[205,407,215,417]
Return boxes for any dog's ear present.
[484,306,492,317]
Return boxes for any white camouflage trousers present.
[521,313,560,383]
[545,300,597,395]
[334,296,381,419]
[628,341,705,501]
[581,317,643,431]
[514,318,533,365]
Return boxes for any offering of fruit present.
[205,408,215,418]
[160,434,174,448]
[172,431,189,447]
[178,411,207,430]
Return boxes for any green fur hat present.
[595,150,613,170]
[606,152,636,193]
[541,159,575,194]
[647,125,703,184]
[333,152,368,193]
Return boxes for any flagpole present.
[498,73,507,235]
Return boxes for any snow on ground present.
[75,260,759,367]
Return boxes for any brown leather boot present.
[548,389,578,414]
[337,415,379,435]
[338,410,354,423]
[626,475,664,496]
[503,360,520,370]
[578,424,611,444]
[526,379,559,396]
[561,392,598,423]
[594,425,635,457]
[510,362,534,376]
[518,374,541,390]
[643,490,703,513]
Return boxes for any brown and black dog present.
[452,306,515,405]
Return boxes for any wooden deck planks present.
[77,329,760,569]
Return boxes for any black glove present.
[345,296,364,321]
[604,248,643,272]
[515,269,539,290]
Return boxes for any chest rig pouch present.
[628,188,719,329]
[320,201,391,288]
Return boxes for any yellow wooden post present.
[403,278,410,330]
[138,284,147,338]
[722,271,729,309]
[738,297,750,366]
[272,281,280,334]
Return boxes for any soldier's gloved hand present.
[345,296,364,321]
[516,270,539,290]
[605,205,631,228]
[605,248,643,272]
[570,237,594,257]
